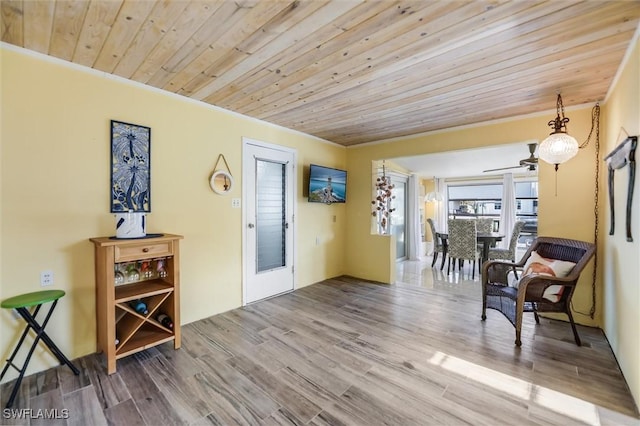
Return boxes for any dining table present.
[436,232,504,270]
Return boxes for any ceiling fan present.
[483,142,538,173]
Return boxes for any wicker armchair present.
[481,236,596,346]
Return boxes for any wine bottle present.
[156,313,174,329]
[129,299,148,315]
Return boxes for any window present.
[446,180,538,235]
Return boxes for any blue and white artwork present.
[308,165,347,203]
[111,120,151,212]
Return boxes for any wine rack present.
[90,234,183,374]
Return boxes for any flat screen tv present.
[308,164,347,204]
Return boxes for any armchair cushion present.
[522,251,576,277]
[509,251,576,302]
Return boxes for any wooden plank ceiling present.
[2,0,639,146]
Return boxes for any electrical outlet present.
[232,198,241,208]
[40,270,54,287]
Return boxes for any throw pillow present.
[510,251,576,303]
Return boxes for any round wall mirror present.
[210,170,234,195]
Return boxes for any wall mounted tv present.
[308,164,347,204]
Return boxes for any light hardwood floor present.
[2,270,639,425]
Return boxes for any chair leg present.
[2,302,79,408]
[447,257,451,275]
[472,260,475,279]
[431,251,438,268]
[15,307,79,373]
[566,309,582,346]
[515,299,524,347]
[533,311,540,324]
[440,254,446,271]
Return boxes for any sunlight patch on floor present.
[428,351,601,425]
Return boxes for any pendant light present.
[424,191,443,202]
[538,93,579,171]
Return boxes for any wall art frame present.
[110,120,151,213]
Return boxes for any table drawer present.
[115,242,173,262]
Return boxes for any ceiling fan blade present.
[482,165,524,173]
[484,143,539,173]
[520,157,538,166]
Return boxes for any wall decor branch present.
[371,163,395,233]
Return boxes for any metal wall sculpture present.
[604,136,637,242]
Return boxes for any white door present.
[243,138,296,304]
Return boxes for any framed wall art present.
[110,120,151,213]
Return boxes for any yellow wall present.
[0,45,346,381]
[601,37,640,406]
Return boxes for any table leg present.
[482,240,490,265]
[440,239,448,270]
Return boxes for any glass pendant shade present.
[539,131,579,165]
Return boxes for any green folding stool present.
[1,290,79,408]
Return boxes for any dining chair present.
[447,219,481,278]
[476,218,494,234]
[475,218,494,251]
[488,220,526,262]
[426,218,446,270]
[482,236,596,346]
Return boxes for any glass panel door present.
[256,159,286,272]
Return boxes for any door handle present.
[248,223,255,229]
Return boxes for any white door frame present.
[242,137,297,305]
